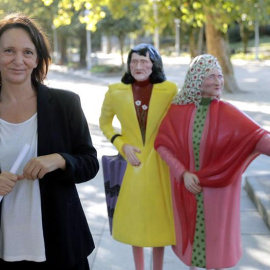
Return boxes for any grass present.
[90,64,123,74]
[230,36,270,60]
[230,36,270,50]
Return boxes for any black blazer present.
[1,83,99,268]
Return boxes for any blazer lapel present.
[117,84,143,143]
[146,83,172,144]
[36,84,53,156]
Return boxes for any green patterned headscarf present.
[172,54,222,107]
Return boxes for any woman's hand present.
[123,144,141,166]
[23,154,66,180]
[183,171,202,194]
[0,171,21,196]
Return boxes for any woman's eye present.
[4,49,13,53]
[25,50,34,55]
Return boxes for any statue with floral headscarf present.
[155,54,270,270]
[172,54,222,107]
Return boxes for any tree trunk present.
[197,26,205,55]
[189,29,196,58]
[79,30,87,68]
[107,35,112,53]
[118,34,125,70]
[205,13,241,93]
[239,23,250,54]
[59,34,68,65]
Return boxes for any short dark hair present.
[0,13,51,86]
[121,43,166,84]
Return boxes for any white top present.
[0,113,46,262]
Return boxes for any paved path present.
[49,54,270,270]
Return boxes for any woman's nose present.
[13,53,23,64]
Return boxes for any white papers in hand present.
[10,144,31,174]
[0,143,30,201]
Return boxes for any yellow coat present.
[99,81,177,247]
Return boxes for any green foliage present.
[106,0,145,19]
[0,0,55,44]
[90,64,122,73]
[41,0,107,31]
[1,0,269,62]
[97,6,141,38]
[0,0,51,20]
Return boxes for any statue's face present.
[201,68,224,98]
[130,52,153,82]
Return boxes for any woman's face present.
[201,68,224,98]
[130,52,153,82]
[0,28,38,85]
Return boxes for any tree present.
[204,12,240,93]
[149,0,241,92]
[131,0,269,92]
[235,0,270,55]
[203,0,270,92]
[97,6,141,69]
[41,0,106,66]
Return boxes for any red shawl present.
[154,99,268,254]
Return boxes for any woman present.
[99,44,177,270]
[154,54,270,270]
[0,13,99,269]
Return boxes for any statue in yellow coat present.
[99,44,177,270]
